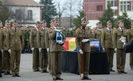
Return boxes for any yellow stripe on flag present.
[68,38,76,51]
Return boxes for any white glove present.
[79,49,83,54]
[8,49,11,54]
[53,27,61,31]
[114,48,117,52]
[31,48,34,51]
[47,48,50,53]
[82,39,90,43]
[119,36,126,43]
[58,41,64,45]
[103,48,105,51]
[123,43,126,48]
[55,29,61,31]
[1,50,3,53]
[39,48,42,52]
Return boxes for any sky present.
[34,0,83,17]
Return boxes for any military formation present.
[0,18,133,81]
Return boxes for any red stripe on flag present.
[63,37,72,51]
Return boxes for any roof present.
[2,0,43,7]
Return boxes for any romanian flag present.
[63,37,101,52]
[63,37,77,51]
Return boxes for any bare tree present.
[56,0,66,27]
[66,0,73,28]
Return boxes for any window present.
[15,9,22,19]
[15,9,23,20]
[120,1,131,12]
[132,1,133,11]
[97,5,103,11]
[27,10,33,20]
[107,0,117,6]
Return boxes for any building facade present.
[2,0,43,26]
[84,0,133,28]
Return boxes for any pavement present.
[0,53,133,81]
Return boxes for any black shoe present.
[33,69,40,72]
[53,78,57,81]
[41,70,48,73]
[0,74,2,77]
[36,69,40,72]
[118,71,122,74]
[121,71,127,74]
[7,72,11,75]
[4,72,8,75]
[12,75,16,77]
[4,72,11,75]
[110,69,115,72]
[15,74,21,77]
[56,77,63,80]
[1,71,4,73]
[84,77,91,80]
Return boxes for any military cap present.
[118,20,124,24]
[5,20,11,23]
[41,20,46,23]
[52,18,59,22]
[107,20,112,24]
[36,21,40,24]
[12,20,18,23]
[81,17,86,21]
[96,22,102,25]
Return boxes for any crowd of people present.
[0,18,133,81]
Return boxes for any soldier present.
[101,21,115,72]
[37,20,48,73]
[63,28,69,37]
[71,26,77,37]
[2,20,11,75]
[46,20,54,73]
[46,19,65,80]
[9,20,24,77]
[25,27,31,53]
[0,20,3,77]
[94,22,102,41]
[128,21,133,69]
[21,27,26,53]
[30,21,40,72]
[76,18,93,80]
[113,20,128,74]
